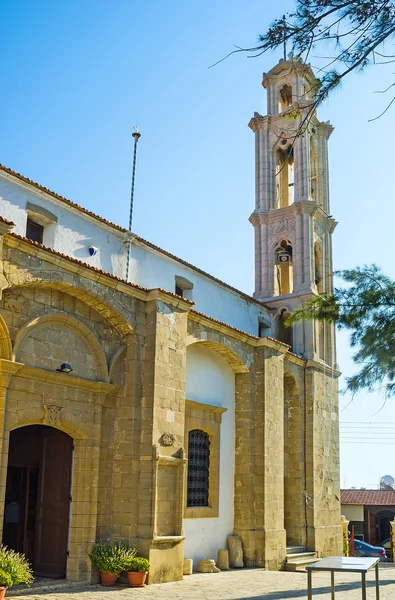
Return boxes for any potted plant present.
[88,539,136,586]
[0,546,33,598]
[126,556,150,587]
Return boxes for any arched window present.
[276,145,294,207]
[310,135,319,204]
[278,84,292,112]
[314,243,323,294]
[187,429,210,507]
[277,309,293,349]
[274,240,293,295]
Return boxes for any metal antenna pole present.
[125,127,141,281]
[283,15,287,60]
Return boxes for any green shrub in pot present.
[125,557,150,573]
[89,540,136,576]
[0,546,33,587]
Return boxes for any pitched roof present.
[0,164,267,309]
[0,163,129,233]
[341,489,395,506]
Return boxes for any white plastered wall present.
[184,343,235,567]
[0,175,126,277]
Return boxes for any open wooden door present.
[34,428,73,577]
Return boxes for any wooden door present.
[34,429,73,577]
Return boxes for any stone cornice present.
[189,310,259,345]
[255,336,290,354]
[262,58,318,87]
[11,363,118,395]
[147,289,193,311]
[185,399,228,415]
[306,359,341,378]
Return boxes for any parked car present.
[353,539,388,561]
[380,538,391,559]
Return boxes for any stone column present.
[136,292,191,583]
[304,364,342,556]
[234,339,287,570]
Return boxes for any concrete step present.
[286,546,305,555]
[285,551,319,573]
[286,551,317,562]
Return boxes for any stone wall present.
[0,228,342,583]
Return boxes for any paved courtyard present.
[7,564,395,600]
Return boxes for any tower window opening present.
[278,84,292,113]
[277,309,293,349]
[314,243,324,294]
[310,136,319,204]
[276,147,294,208]
[274,240,293,296]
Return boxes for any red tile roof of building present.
[341,489,395,506]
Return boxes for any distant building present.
[341,489,395,544]
[0,56,341,583]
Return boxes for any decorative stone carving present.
[43,405,62,426]
[160,433,175,447]
[216,549,229,570]
[183,558,193,575]
[196,559,220,573]
[268,219,294,237]
[228,535,244,568]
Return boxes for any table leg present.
[375,563,380,600]
[331,571,335,600]
[362,572,367,600]
[307,570,312,600]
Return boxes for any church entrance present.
[3,426,73,578]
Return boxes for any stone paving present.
[8,565,395,600]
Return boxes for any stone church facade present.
[0,57,342,583]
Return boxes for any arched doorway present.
[3,426,73,578]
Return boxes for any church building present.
[0,56,342,583]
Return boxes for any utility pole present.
[125,127,141,281]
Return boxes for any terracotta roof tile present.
[132,236,268,308]
[9,232,149,293]
[341,489,395,506]
[0,215,15,226]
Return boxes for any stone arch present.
[4,281,134,338]
[13,313,109,382]
[9,412,88,440]
[186,340,249,374]
[109,346,127,385]
[283,372,305,547]
[0,313,12,361]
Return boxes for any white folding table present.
[306,556,380,600]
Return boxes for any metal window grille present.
[187,429,210,507]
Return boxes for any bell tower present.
[249,55,337,363]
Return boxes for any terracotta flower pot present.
[0,587,6,600]
[100,572,118,586]
[127,571,147,587]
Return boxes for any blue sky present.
[1,0,394,488]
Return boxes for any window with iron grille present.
[187,429,210,507]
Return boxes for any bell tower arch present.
[249,55,337,362]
